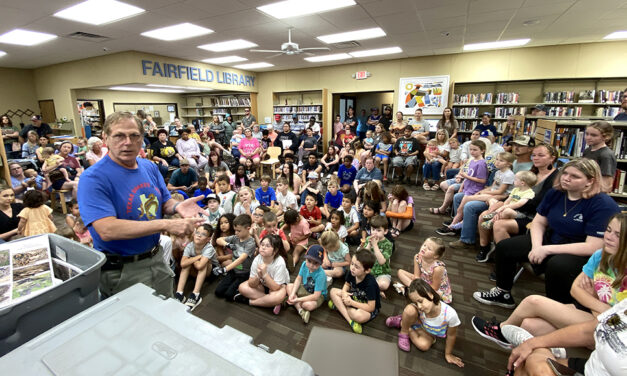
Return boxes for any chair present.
[260,146,281,179]
[50,189,71,214]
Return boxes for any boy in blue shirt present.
[337,155,357,192]
[254,175,277,209]
[321,179,343,218]
[193,177,213,207]
[286,245,327,324]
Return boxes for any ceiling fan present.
[250,28,330,58]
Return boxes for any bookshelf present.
[273,90,324,124]
[181,93,258,126]
[451,78,625,134]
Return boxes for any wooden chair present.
[260,146,282,179]
[50,189,71,214]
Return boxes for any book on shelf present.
[596,106,621,117]
[614,130,627,159]
[453,93,492,104]
[552,128,586,157]
[612,170,626,194]
[453,107,478,118]
[577,90,595,103]
[544,91,575,103]
[598,90,624,104]
[495,92,519,104]
[546,106,583,117]
[458,120,478,131]
[494,106,527,118]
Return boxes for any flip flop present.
[429,207,444,215]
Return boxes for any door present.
[338,96,356,122]
[38,100,56,123]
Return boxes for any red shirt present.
[300,205,321,228]
[259,228,287,241]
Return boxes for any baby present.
[23,169,45,190]
[481,170,537,230]
[41,147,70,182]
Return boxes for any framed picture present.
[398,75,450,115]
[167,105,175,112]
[154,111,160,117]
[381,104,392,113]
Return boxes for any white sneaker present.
[501,325,566,358]
[326,275,333,288]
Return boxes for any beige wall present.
[257,40,627,123]
[0,68,38,125]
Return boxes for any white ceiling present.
[0,0,626,72]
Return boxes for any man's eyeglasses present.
[110,133,142,143]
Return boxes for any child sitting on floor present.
[300,192,325,235]
[282,208,311,267]
[255,175,277,209]
[259,211,290,253]
[329,249,381,334]
[360,215,394,296]
[395,237,452,303]
[385,279,464,367]
[340,195,361,245]
[320,229,350,285]
[324,209,348,242]
[321,179,343,219]
[286,245,328,324]
[193,177,213,208]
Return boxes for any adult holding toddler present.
[473,158,620,308]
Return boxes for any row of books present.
[275,114,321,123]
[273,106,322,114]
[544,91,576,103]
[453,93,493,104]
[612,131,627,159]
[611,170,626,195]
[595,107,622,117]
[546,106,583,117]
[598,90,624,104]
[553,128,586,157]
[208,96,251,107]
[453,107,480,118]
[458,120,478,131]
[494,106,527,118]
[495,92,520,104]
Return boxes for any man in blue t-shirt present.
[78,112,205,298]
[474,113,498,136]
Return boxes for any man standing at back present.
[78,112,205,298]
[19,115,53,143]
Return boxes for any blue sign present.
[141,60,255,87]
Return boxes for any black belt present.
[102,244,160,270]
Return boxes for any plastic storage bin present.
[0,283,315,375]
[0,234,105,356]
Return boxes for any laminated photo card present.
[0,235,55,309]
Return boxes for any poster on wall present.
[398,75,450,115]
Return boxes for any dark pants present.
[215,271,248,301]
[157,157,180,179]
[494,233,589,304]
[446,168,459,180]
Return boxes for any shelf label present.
[141,60,255,87]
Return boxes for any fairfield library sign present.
[141,59,256,87]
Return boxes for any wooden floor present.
[175,183,546,376]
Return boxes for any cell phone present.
[546,358,581,376]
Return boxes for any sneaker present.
[481,220,494,230]
[174,291,185,303]
[397,333,411,352]
[299,309,310,324]
[501,325,567,358]
[449,221,463,230]
[233,293,249,305]
[476,246,495,263]
[184,293,202,311]
[385,315,402,329]
[473,287,516,309]
[449,240,473,249]
[326,275,333,288]
[328,300,336,310]
[349,320,362,334]
[442,220,452,227]
[435,226,457,236]
[273,304,282,315]
[470,316,511,349]
[482,213,496,220]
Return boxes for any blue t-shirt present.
[298,262,327,298]
[337,164,357,187]
[536,189,619,245]
[355,167,383,183]
[325,190,344,209]
[193,188,213,207]
[78,155,171,256]
[255,186,277,206]
[474,123,497,136]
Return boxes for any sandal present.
[429,207,444,215]
[423,183,430,190]
[432,184,440,191]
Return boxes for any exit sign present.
[353,71,371,80]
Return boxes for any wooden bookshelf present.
[181,93,257,126]
[273,90,324,124]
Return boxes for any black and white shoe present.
[471,316,511,349]
[174,291,185,303]
[476,245,495,263]
[472,287,515,309]
[435,226,457,236]
[184,293,202,311]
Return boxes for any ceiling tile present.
[374,12,421,34]
[361,0,418,17]
[469,0,525,13]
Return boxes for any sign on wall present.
[398,75,450,115]
[141,60,255,88]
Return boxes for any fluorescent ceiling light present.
[147,84,212,91]
[109,86,184,93]
[0,51,6,57]
[350,46,402,57]
[202,56,248,64]
[258,0,356,19]
[304,53,352,62]
[53,0,145,25]
[317,27,386,44]
[141,23,213,41]
[198,39,257,52]
[233,62,274,69]
[0,29,57,46]
[463,38,530,51]
[604,31,627,40]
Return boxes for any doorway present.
[38,100,56,123]
[332,91,394,122]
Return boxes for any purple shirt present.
[462,159,488,195]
